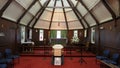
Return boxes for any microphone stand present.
[79,43,87,64]
[43,39,46,60]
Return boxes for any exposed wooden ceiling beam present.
[17,0,38,24]
[76,1,101,23]
[61,0,69,30]
[101,0,116,20]
[75,1,79,7]
[67,0,85,29]
[38,0,42,7]
[32,0,50,28]
[49,0,57,30]
[75,8,90,28]
[101,0,117,26]
[119,0,120,16]
[14,1,36,17]
[0,0,13,17]
[79,0,99,25]
[27,7,42,27]
[68,0,89,28]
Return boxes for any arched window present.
[91,27,95,44]
[73,30,78,37]
[21,26,25,43]
[84,29,87,38]
[39,30,44,41]
[57,30,61,39]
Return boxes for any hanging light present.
[58,22,60,26]
[58,12,60,26]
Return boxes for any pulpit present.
[52,44,64,66]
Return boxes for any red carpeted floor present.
[14,56,100,68]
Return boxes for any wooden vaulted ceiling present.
[0,0,120,30]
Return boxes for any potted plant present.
[71,36,80,44]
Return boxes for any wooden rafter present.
[17,0,38,24]
[67,0,85,29]
[32,0,50,28]
[61,0,69,30]
[101,0,116,20]
[0,0,13,17]
[79,0,99,25]
[119,0,120,16]
[77,9,90,28]
[74,6,90,28]
[38,0,42,7]
[75,1,79,7]
[76,1,101,23]
[101,0,117,26]
[49,0,57,30]
[27,7,42,27]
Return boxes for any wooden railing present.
[50,38,67,45]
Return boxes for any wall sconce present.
[100,26,104,30]
[1,24,4,28]
[36,29,38,32]
[0,32,5,36]
[109,26,112,30]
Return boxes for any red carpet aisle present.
[14,56,100,68]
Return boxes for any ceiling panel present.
[82,0,100,10]
[29,2,41,16]
[56,0,62,7]
[63,0,70,7]
[68,21,83,29]
[0,0,8,10]
[76,3,88,16]
[20,12,33,25]
[84,13,96,26]
[51,22,67,30]
[1,0,117,30]
[92,2,112,23]
[40,10,52,21]
[66,11,78,21]
[39,0,47,6]
[107,0,119,16]
[54,8,63,12]
[53,12,65,22]
[65,8,72,12]
[16,0,34,9]
[2,1,24,22]
[46,8,53,12]
[35,20,50,29]
[48,0,54,7]
[71,0,78,6]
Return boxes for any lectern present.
[52,44,64,66]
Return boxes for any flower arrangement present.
[71,36,80,44]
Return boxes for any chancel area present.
[0,0,120,68]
